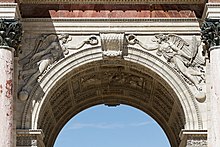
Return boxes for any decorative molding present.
[180,130,207,147]
[21,18,201,35]
[0,19,22,55]
[202,3,220,20]
[0,3,21,19]
[22,18,199,23]
[19,0,205,4]
[16,129,45,147]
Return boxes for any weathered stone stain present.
[5,80,12,98]
[0,84,2,97]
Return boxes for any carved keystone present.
[100,33,127,58]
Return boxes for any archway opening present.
[54,104,170,147]
[36,60,186,147]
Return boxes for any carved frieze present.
[0,19,22,55]
[187,139,207,147]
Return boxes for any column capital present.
[0,19,22,56]
[16,129,45,147]
[179,130,207,147]
[201,18,220,56]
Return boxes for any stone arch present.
[21,46,202,147]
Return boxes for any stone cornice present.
[21,18,200,34]
[202,3,220,19]
[0,3,21,19]
[20,0,205,4]
[22,17,198,22]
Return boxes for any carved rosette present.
[201,19,220,56]
[0,19,22,55]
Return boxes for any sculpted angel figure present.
[19,34,99,100]
[127,34,205,90]
[18,34,70,100]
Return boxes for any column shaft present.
[0,47,14,147]
[210,46,220,146]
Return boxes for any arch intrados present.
[51,101,176,147]
[37,60,184,146]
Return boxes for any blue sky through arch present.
[54,104,170,147]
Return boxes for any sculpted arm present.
[126,34,159,51]
[67,36,99,50]
[137,40,159,51]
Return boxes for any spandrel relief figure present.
[19,34,99,101]
[127,34,206,102]
[18,34,70,101]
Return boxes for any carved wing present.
[36,34,58,53]
[168,34,204,65]
[167,34,189,49]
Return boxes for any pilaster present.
[0,3,22,147]
[201,4,220,146]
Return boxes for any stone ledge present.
[202,3,220,19]
[0,3,21,18]
[19,0,205,4]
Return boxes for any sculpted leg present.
[174,57,198,89]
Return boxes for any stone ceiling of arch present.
[38,60,185,146]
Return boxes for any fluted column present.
[0,19,22,147]
[201,18,220,147]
